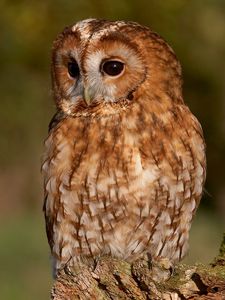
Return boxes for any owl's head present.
[51,19,183,117]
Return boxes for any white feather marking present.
[46,177,57,194]
[184,189,191,198]
[87,201,98,216]
[90,22,125,40]
[72,19,96,39]
[42,160,49,173]
[160,211,172,225]
[80,212,89,225]
[127,240,142,254]
[85,230,98,240]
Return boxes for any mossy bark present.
[51,234,225,299]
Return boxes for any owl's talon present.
[151,258,174,282]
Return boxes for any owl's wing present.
[43,194,55,250]
[42,112,65,250]
[48,111,66,132]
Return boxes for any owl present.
[42,19,206,276]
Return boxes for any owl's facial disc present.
[52,27,146,115]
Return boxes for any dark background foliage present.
[0,0,224,298]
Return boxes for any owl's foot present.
[150,257,174,282]
[58,255,95,278]
[132,255,174,283]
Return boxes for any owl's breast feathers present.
[42,99,206,268]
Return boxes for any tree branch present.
[51,234,225,299]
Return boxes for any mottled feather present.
[42,19,206,273]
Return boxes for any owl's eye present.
[68,61,79,78]
[102,60,124,76]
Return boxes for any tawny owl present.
[42,19,206,276]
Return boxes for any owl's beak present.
[83,87,92,106]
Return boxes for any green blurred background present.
[1,0,225,299]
